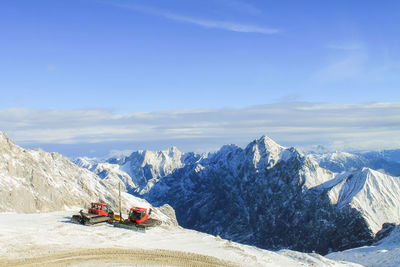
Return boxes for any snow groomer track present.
[0,248,236,267]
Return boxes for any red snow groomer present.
[128,206,151,223]
[114,206,161,232]
[72,202,121,225]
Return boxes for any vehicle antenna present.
[119,181,122,222]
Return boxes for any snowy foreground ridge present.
[0,211,360,267]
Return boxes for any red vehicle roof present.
[130,206,146,210]
[91,202,108,206]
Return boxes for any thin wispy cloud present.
[114,3,279,35]
[314,41,368,82]
[164,13,278,34]
[1,103,400,157]
[313,52,367,82]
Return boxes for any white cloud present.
[114,3,279,35]
[164,13,279,34]
[1,103,400,156]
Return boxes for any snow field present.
[0,211,360,267]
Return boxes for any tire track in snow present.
[0,248,239,267]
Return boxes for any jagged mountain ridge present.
[143,137,400,254]
[74,147,202,195]
[145,137,339,253]
[0,132,177,226]
[74,157,139,193]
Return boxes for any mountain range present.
[1,130,368,266]
[2,129,400,256]
[74,136,400,254]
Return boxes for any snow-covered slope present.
[0,211,361,267]
[0,131,176,226]
[316,168,400,233]
[327,224,400,267]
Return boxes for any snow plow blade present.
[112,214,123,222]
[113,218,161,232]
[71,210,112,225]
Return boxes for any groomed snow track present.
[0,248,238,267]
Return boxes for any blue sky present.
[0,0,399,156]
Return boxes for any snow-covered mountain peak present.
[259,135,285,149]
[0,131,9,143]
[115,147,192,194]
[245,136,294,170]
[249,135,286,155]
[167,146,180,155]
[138,147,183,167]
[0,131,17,152]
[318,167,400,233]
